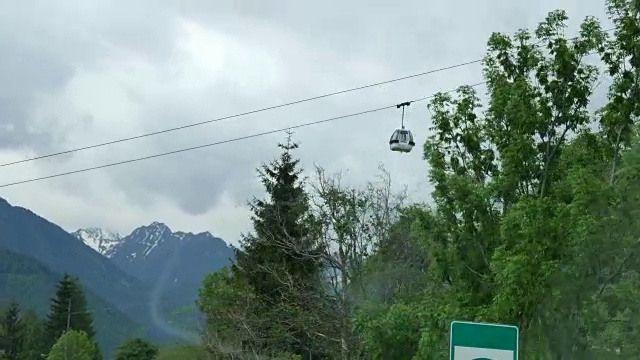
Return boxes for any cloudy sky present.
[0,0,610,245]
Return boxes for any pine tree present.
[0,300,24,360]
[232,132,325,356]
[44,274,96,350]
[235,131,322,292]
[19,309,47,360]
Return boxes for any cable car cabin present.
[389,129,415,153]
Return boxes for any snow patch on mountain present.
[70,221,234,314]
[72,222,234,262]
[71,227,123,258]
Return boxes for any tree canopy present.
[0,300,24,360]
[198,0,640,358]
[46,331,95,360]
[114,338,158,360]
[1,1,635,359]
[44,274,96,351]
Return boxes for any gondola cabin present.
[389,128,415,153]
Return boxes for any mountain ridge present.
[72,221,233,258]
[73,221,235,314]
[0,248,146,359]
[0,197,176,344]
[71,227,123,258]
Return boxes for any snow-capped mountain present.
[115,221,172,261]
[71,227,124,258]
[0,198,176,353]
[72,221,234,311]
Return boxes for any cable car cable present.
[0,81,487,188]
[0,29,613,169]
[0,60,483,169]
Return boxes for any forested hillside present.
[0,196,182,343]
[0,249,147,358]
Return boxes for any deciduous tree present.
[114,338,158,360]
[304,165,406,359]
[46,331,95,360]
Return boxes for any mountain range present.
[0,197,234,358]
[72,221,234,312]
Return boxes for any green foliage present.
[216,132,326,358]
[0,296,109,360]
[195,1,640,359]
[0,301,48,360]
[0,300,24,360]
[198,267,260,353]
[19,309,47,360]
[357,302,423,360]
[44,274,96,351]
[157,345,208,360]
[92,343,103,360]
[46,331,95,360]
[357,1,640,358]
[114,338,158,360]
[0,250,146,359]
[233,133,319,298]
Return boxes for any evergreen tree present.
[234,132,322,294]
[91,342,102,360]
[44,274,96,350]
[19,310,47,360]
[232,132,325,356]
[0,300,24,360]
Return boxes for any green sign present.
[450,321,519,360]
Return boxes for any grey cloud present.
[0,0,181,153]
[175,0,608,73]
[0,0,611,231]
[1,1,177,61]
[93,3,177,60]
[0,35,73,150]
[100,89,278,215]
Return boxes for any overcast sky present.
[0,0,610,245]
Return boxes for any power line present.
[0,28,614,169]
[0,82,486,189]
[0,60,483,168]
